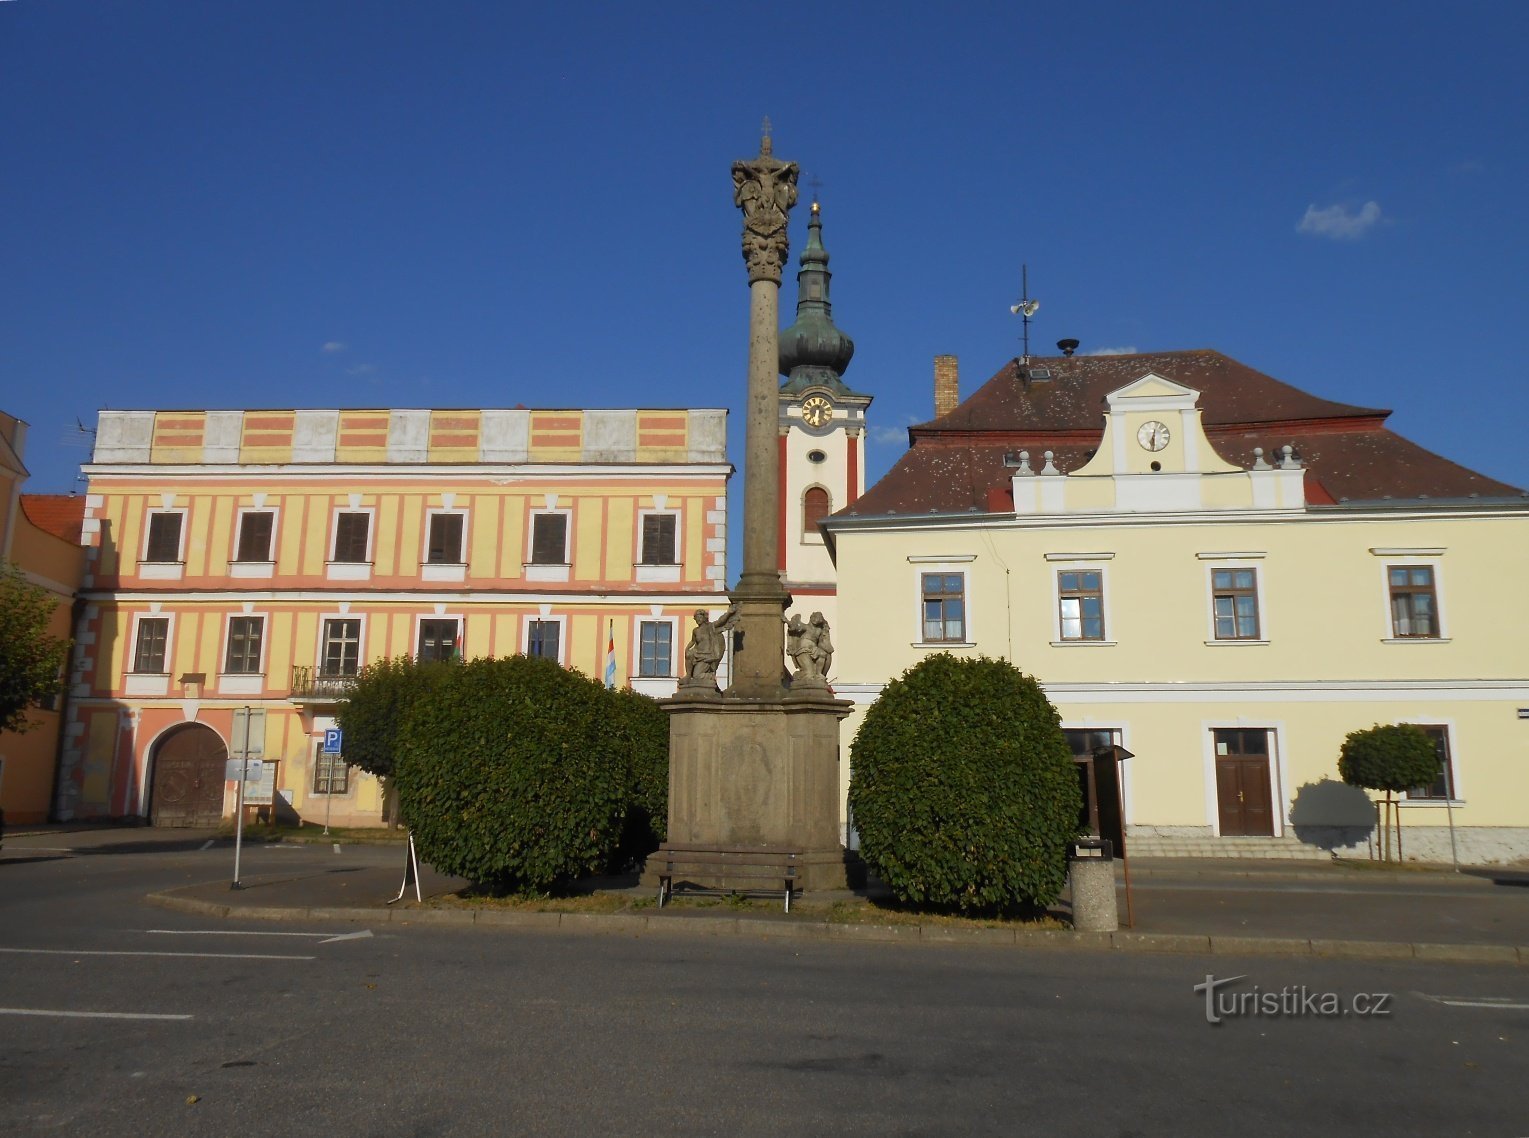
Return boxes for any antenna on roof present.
[1008,264,1039,363]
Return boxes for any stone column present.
[728,137,798,699]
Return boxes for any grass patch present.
[428,890,637,914]
[822,896,1066,930]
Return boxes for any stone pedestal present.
[643,687,853,891]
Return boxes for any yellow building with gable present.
[57,405,730,826]
[823,351,1529,863]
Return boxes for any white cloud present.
[321,341,347,354]
[1084,345,1138,356]
[1297,201,1382,240]
[346,363,376,377]
[870,414,920,446]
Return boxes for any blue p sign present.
[322,728,343,755]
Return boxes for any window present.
[1212,568,1260,640]
[427,513,464,564]
[417,618,460,663]
[321,619,362,677]
[133,617,169,674]
[1405,725,1455,800]
[225,617,264,674]
[235,512,274,562]
[527,619,561,661]
[530,513,568,565]
[1058,571,1105,641]
[640,514,677,565]
[802,487,831,538]
[1388,566,1438,638]
[332,512,371,563]
[921,573,966,643]
[638,620,673,677]
[144,512,183,563]
[312,742,349,796]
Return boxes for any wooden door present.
[1214,729,1273,836]
[150,725,227,827]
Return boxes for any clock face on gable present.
[801,395,833,428]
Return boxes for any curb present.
[143,888,1528,966]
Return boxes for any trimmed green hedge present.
[606,684,669,865]
[1339,723,1440,793]
[393,656,650,893]
[848,654,1081,914]
[337,655,457,779]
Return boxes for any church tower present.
[777,199,871,642]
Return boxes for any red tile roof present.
[20,494,86,544]
[845,350,1525,518]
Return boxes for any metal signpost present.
[321,728,343,835]
[230,705,256,889]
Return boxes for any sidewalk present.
[145,851,1529,966]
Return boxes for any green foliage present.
[392,655,637,893]
[336,655,457,779]
[0,562,69,734]
[848,654,1081,915]
[1338,724,1441,794]
[605,685,669,864]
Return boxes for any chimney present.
[933,355,959,418]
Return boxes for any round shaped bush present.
[393,655,631,892]
[1338,723,1440,793]
[606,685,670,866]
[848,654,1081,914]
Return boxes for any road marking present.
[199,840,215,851]
[0,947,313,961]
[0,1007,192,1021]
[1416,992,1529,1010]
[318,929,373,944]
[144,929,372,942]
[333,843,341,854]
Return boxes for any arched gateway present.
[149,724,227,827]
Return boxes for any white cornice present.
[828,503,1529,533]
[832,677,1529,705]
[82,463,733,481]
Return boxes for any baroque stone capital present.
[732,150,799,285]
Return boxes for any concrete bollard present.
[1068,838,1119,933]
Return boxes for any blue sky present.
[5,0,1526,513]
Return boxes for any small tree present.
[848,654,1082,915]
[1338,723,1441,861]
[392,655,632,893]
[0,562,70,735]
[336,655,457,824]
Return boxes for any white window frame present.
[1376,554,1449,643]
[909,556,976,648]
[139,508,188,580]
[230,506,279,579]
[316,612,368,678]
[1200,721,1288,838]
[521,614,568,665]
[311,738,351,797]
[125,611,176,697]
[1201,556,1269,645]
[1045,554,1116,647]
[633,615,679,678]
[414,614,464,662]
[635,508,682,583]
[1399,720,1465,806]
[218,612,268,696]
[422,509,469,583]
[327,506,376,581]
[525,509,572,583]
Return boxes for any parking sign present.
[322,727,343,754]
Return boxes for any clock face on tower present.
[801,395,834,428]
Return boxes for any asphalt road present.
[3,831,1527,1137]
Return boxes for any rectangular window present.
[1388,566,1438,638]
[225,616,264,674]
[640,514,677,565]
[312,743,349,796]
[638,620,673,677]
[527,619,561,661]
[332,513,371,563]
[921,573,966,643]
[1406,725,1455,800]
[530,514,568,565]
[236,512,274,562]
[427,513,464,564]
[133,618,169,674]
[144,512,183,563]
[417,618,460,663]
[321,618,362,676]
[1212,568,1261,640]
[1058,570,1105,641]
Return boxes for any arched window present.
[802,486,831,538]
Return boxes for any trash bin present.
[1068,837,1118,932]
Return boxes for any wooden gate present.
[149,724,227,827]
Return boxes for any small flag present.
[604,620,617,689]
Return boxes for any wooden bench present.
[654,846,800,912]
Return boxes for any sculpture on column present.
[785,611,834,686]
[732,128,798,286]
[682,607,738,688]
